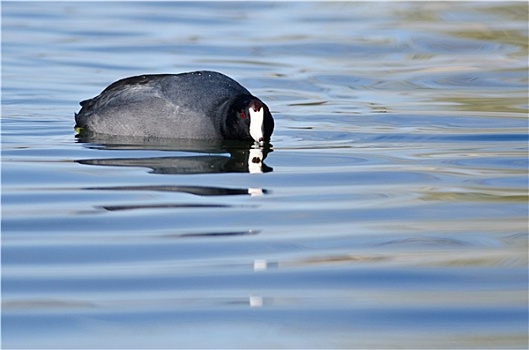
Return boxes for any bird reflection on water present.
[74,134,271,213]
[75,134,273,175]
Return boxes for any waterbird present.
[75,70,274,144]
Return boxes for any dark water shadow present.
[85,185,268,196]
[75,133,273,174]
[100,203,257,212]
[161,230,261,239]
[83,185,267,212]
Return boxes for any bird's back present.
[75,71,251,139]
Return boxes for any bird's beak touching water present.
[249,104,265,145]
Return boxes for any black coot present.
[75,71,274,143]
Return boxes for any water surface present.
[2,2,528,349]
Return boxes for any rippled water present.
[2,2,528,349]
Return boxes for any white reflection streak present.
[248,187,264,196]
[253,259,268,271]
[248,148,263,174]
[250,259,267,307]
[249,296,263,307]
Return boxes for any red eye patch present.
[240,111,247,119]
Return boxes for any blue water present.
[2,2,528,349]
